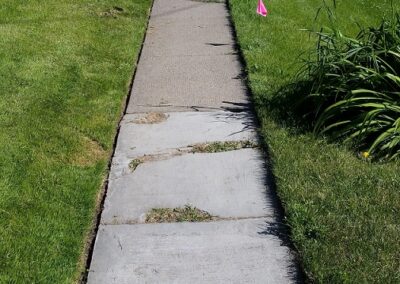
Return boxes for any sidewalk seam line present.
[101,215,275,226]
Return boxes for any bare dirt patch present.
[130,112,169,124]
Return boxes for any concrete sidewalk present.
[88,0,299,283]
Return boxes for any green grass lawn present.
[0,0,151,282]
[229,0,400,282]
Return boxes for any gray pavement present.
[126,0,248,114]
[89,219,294,284]
[103,149,273,225]
[88,0,298,283]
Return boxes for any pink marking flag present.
[257,0,268,17]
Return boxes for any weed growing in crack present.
[129,159,142,171]
[128,140,258,172]
[190,140,258,153]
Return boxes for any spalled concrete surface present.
[88,0,299,282]
[103,149,273,224]
[88,219,296,284]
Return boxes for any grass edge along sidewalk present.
[229,0,400,282]
[0,0,152,282]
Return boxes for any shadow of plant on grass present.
[264,12,400,162]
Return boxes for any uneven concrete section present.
[88,0,299,282]
[88,219,296,284]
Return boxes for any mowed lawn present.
[229,0,400,283]
[0,0,151,282]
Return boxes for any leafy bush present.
[297,11,400,160]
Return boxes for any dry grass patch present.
[146,205,214,223]
[130,112,168,124]
[71,137,107,167]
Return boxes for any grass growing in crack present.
[146,205,214,223]
[128,140,258,171]
[229,0,400,282]
[0,0,152,282]
[190,140,257,153]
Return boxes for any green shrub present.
[298,11,400,161]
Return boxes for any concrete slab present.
[115,111,257,158]
[127,54,248,113]
[88,219,296,284]
[103,149,274,224]
[143,17,235,57]
[151,0,229,21]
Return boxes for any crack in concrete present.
[127,104,246,113]
[128,140,259,171]
[102,215,274,226]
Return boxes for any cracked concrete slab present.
[115,111,257,158]
[88,219,296,284]
[102,149,274,224]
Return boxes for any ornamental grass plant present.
[297,5,400,161]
